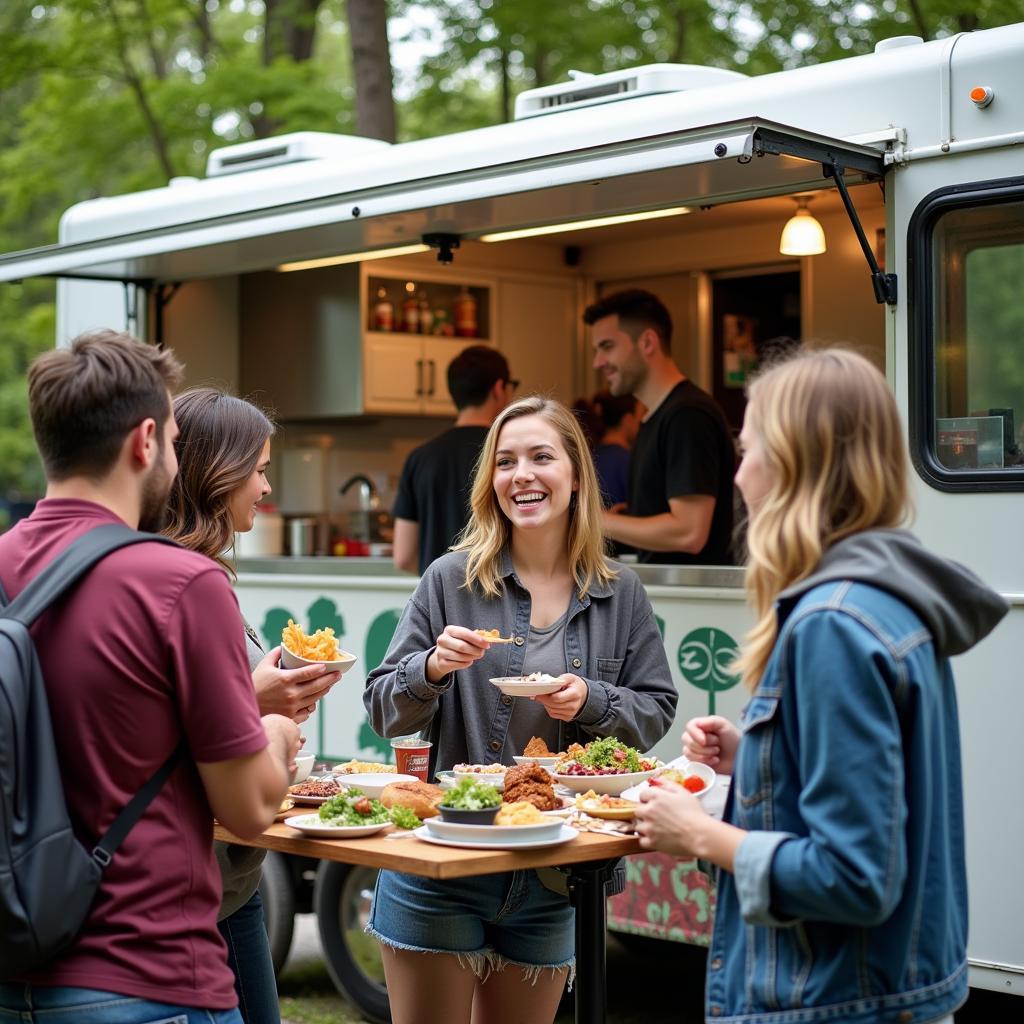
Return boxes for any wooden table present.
[216,812,641,1024]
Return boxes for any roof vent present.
[514,63,746,120]
[205,131,390,178]
[874,35,924,53]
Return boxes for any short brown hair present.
[583,289,672,353]
[447,345,511,410]
[28,330,184,481]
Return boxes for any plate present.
[621,758,717,802]
[553,767,661,796]
[453,768,507,790]
[512,755,560,771]
[289,792,343,806]
[489,676,564,697]
[287,813,391,838]
[337,773,417,798]
[435,770,456,789]
[425,816,564,843]
[414,822,577,851]
[575,797,638,821]
[281,645,358,674]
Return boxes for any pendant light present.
[779,196,826,256]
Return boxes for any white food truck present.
[3,22,1022,1021]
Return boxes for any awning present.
[0,119,886,285]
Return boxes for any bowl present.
[337,772,417,798]
[292,753,316,784]
[453,767,507,790]
[280,645,358,674]
[652,761,716,798]
[552,766,661,796]
[512,754,559,772]
[437,804,499,826]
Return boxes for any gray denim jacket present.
[363,550,677,776]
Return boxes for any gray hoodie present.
[777,529,1008,657]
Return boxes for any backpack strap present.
[0,523,179,627]
[91,739,187,868]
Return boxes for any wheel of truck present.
[259,851,296,975]
[314,862,390,1023]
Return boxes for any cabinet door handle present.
[415,359,424,396]
[427,360,436,396]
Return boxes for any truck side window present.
[914,188,1024,487]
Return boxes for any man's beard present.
[138,457,172,533]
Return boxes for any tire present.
[259,851,296,975]
[314,861,391,1023]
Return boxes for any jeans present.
[217,889,280,1024]
[0,986,242,1024]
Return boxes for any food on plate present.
[380,780,445,820]
[281,618,342,662]
[651,768,709,795]
[575,791,636,811]
[290,778,343,798]
[318,788,390,826]
[453,762,506,775]
[333,759,398,774]
[276,798,295,815]
[442,778,502,810]
[494,801,546,826]
[474,628,514,643]
[522,735,558,757]
[555,737,659,777]
[502,762,560,811]
[387,805,423,830]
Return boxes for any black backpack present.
[0,523,185,977]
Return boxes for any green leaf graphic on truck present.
[359,609,404,758]
[677,627,741,714]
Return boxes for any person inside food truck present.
[392,344,518,575]
[586,289,735,565]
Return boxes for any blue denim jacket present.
[707,532,1008,1024]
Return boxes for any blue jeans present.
[0,986,242,1024]
[217,889,280,1024]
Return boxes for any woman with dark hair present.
[165,387,341,1024]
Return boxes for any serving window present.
[911,181,1024,490]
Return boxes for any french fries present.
[282,618,341,662]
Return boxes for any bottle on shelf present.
[432,308,455,337]
[418,291,433,334]
[402,287,420,333]
[372,287,394,332]
[454,287,478,338]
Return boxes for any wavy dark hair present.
[163,387,275,576]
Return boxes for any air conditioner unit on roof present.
[514,64,747,120]
[205,131,390,178]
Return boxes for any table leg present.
[566,859,619,1024]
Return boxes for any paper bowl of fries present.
[280,619,357,674]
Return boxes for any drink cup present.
[391,737,433,782]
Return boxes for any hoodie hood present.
[777,529,1009,658]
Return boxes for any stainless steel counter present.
[235,557,745,589]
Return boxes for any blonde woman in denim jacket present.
[635,350,1007,1024]
[364,396,676,1024]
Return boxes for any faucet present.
[339,474,380,510]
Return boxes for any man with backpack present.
[0,331,298,1024]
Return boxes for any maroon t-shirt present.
[0,499,267,1008]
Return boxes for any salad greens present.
[443,778,501,810]
[318,788,389,826]
[574,737,645,773]
[388,805,423,830]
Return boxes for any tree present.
[347,0,397,142]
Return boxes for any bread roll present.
[380,780,444,820]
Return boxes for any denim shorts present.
[368,869,575,979]
[0,985,242,1024]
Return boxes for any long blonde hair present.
[453,396,616,598]
[734,349,911,687]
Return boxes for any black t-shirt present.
[393,425,489,574]
[628,380,735,565]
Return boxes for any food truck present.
[2,21,1022,1020]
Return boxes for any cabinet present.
[363,333,476,415]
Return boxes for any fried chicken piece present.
[523,735,554,757]
[503,762,560,811]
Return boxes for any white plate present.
[552,767,661,796]
[287,813,391,838]
[281,645,358,674]
[288,789,347,806]
[512,755,559,771]
[621,758,718,802]
[489,676,564,697]
[414,822,577,851]
[424,816,564,843]
[435,770,456,789]
[337,773,417,798]
[453,768,507,791]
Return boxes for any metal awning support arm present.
[152,281,182,349]
[824,162,897,306]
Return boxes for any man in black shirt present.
[392,345,517,574]
[585,289,734,565]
